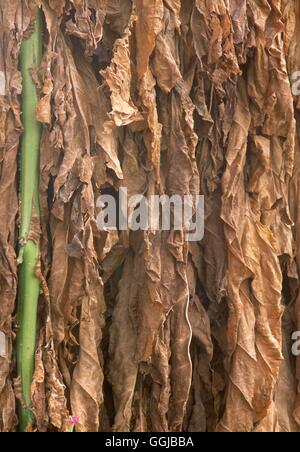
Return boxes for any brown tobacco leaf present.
[163,0,181,33]
[108,254,139,432]
[135,0,164,81]
[135,0,164,181]
[218,78,291,431]
[38,2,108,432]
[101,30,143,127]
[2,0,300,433]
[13,377,26,411]
[65,0,107,54]
[192,0,240,87]
[137,69,162,182]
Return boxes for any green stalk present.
[17,9,42,432]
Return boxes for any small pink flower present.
[69,416,80,426]
[67,415,80,432]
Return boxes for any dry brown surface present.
[1,0,300,432]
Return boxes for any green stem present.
[17,9,42,432]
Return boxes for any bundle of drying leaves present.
[0,0,300,433]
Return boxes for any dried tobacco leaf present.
[1,0,300,433]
